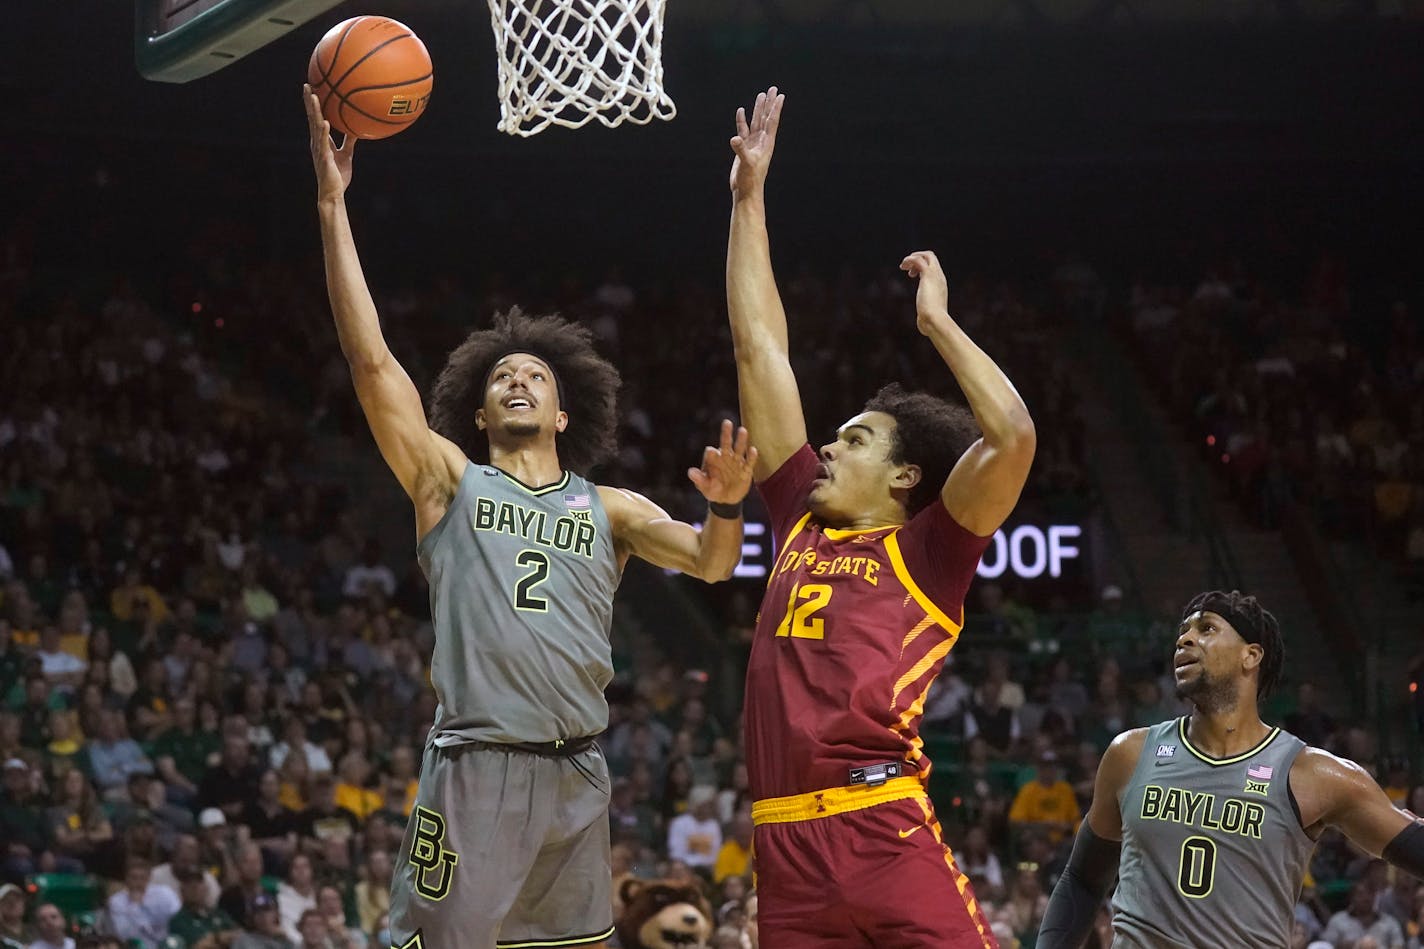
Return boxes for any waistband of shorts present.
[750,775,926,825]
[469,737,599,757]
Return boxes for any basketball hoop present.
[486,0,676,136]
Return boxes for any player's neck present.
[824,500,907,531]
[489,442,564,488]
[1186,707,1270,758]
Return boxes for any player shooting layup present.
[726,86,1038,948]
[305,87,756,949]
[1038,590,1424,949]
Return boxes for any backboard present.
[136,0,343,82]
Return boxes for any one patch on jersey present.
[564,492,590,509]
[1244,779,1271,796]
[1156,744,1177,758]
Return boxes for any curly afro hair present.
[862,383,981,516]
[427,308,620,475]
[1180,589,1284,699]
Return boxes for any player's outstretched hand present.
[688,420,758,505]
[730,86,785,197]
[900,250,951,335]
[304,83,355,202]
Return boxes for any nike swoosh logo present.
[1155,761,1172,766]
[898,826,922,839]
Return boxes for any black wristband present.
[708,500,744,520]
[1383,819,1424,882]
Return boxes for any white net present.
[486,0,677,137]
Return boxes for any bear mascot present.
[616,878,714,948]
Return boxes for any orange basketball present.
[307,16,433,140]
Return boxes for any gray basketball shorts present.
[387,740,613,949]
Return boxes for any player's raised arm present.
[304,85,463,537]
[901,250,1036,537]
[727,86,807,481]
[1297,748,1424,880]
[599,420,756,582]
[1037,728,1142,949]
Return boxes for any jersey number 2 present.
[774,582,832,639]
[1177,836,1217,899]
[514,550,550,612]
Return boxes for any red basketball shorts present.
[751,777,997,949]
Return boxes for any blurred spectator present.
[997,862,1050,945]
[353,849,392,935]
[316,884,367,949]
[341,541,395,600]
[1321,882,1405,949]
[294,908,330,949]
[964,681,1022,758]
[295,774,359,845]
[152,834,220,910]
[332,752,381,822]
[46,763,112,866]
[1008,750,1081,846]
[219,843,267,931]
[26,902,74,949]
[1283,682,1338,749]
[0,883,29,949]
[277,852,317,943]
[168,865,240,949]
[231,893,290,949]
[712,813,753,885]
[198,735,261,822]
[151,696,217,805]
[957,824,1005,902]
[105,856,180,949]
[922,655,972,729]
[1,757,54,879]
[85,709,153,799]
[667,785,722,876]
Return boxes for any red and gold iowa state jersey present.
[745,446,991,800]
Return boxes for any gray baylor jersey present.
[1112,718,1315,949]
[417,463,618,745]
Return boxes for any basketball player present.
[303,87,757,949]
[1038,590,1424,949]
[726,87,1037,948]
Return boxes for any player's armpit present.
[350,358,464,532]
[939,428,1037,538]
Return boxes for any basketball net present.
[486,0,676,136]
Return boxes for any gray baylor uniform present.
[1112,718,1315,949]
[390,463,619,949]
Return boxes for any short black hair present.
[1181,589,1284,699]
[428,308,620,475]
[862,383,981,516]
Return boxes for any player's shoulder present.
[1104,726,1153,762]
[1289,743,1377,790]
[1098,726,1154,782]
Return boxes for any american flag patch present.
[564,493,590,509]
[1247,764,1273,780]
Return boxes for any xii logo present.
[409,806,460,900]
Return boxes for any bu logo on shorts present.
[409,806,461,900]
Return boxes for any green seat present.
[27,873,102,915]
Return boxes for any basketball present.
[307,16,433,140]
